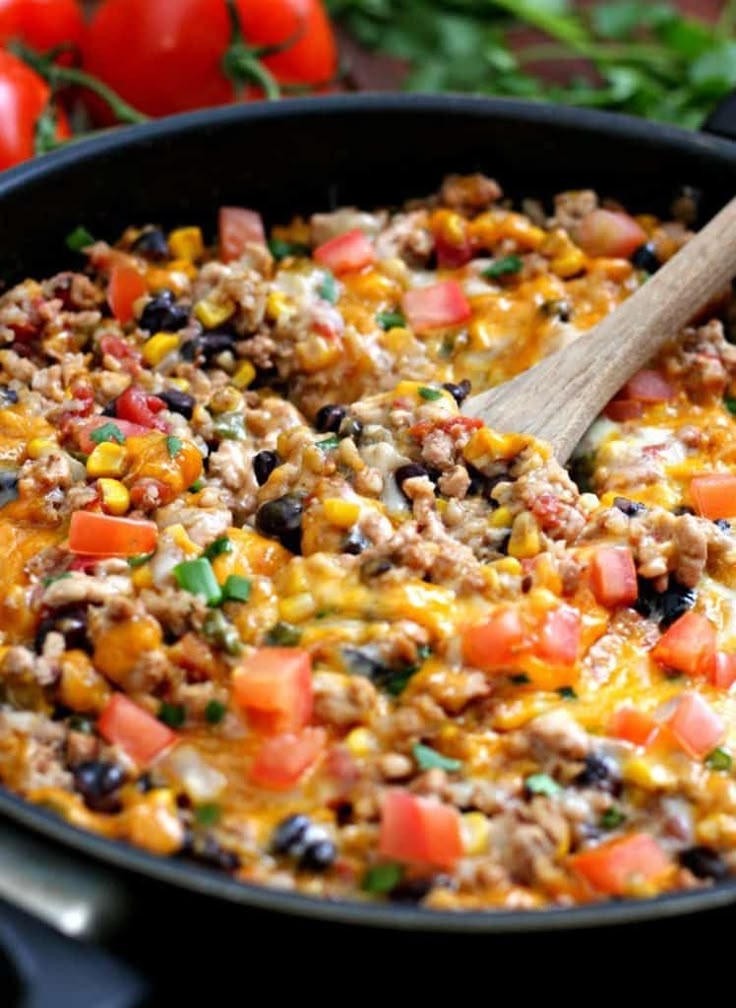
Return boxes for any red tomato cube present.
[219,207,266,262]
[313,229,375,274]
[608,706,660,748]
[708,651,736,690]
[68,512,159,557]
[651,611,716,677]
[621,369,674,403]
[462,607,525,672]
[577,209,647,259]
[233,648,312,734]
[690,474,736,520]
[378,790,462,869]
[108,265,147,325]
[668,691,725,759]
[402,280,472,334]
[98,693,175,767]
[535,606,581,667]
[571,834,669,895]
[590,546,638,608]
[249,727,325,790]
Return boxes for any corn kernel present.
[490,506,512,528]
[323,498,360,529]
[296,334,340,373]
[167,523,200,557]
[232,361,256,389]
[86,442,127,478]
[463,427,530,465]
[266,291,289,321]
[142,333,179,367]
[623,756,676,791]
[345,727,377,758]
[507,511,540,559]
[167,258,198,280]
[279,592,317,623]
[283,559,309,595]
[492,557,522,575]
[550,248,586,279]
[131,564,153,589]
[168,227,204,262]
[169,377,190,392]
[461,812,491,856]
[98,478,130,516]
[27,437,57,459]
[195,296,235,330]
[497,213,546,250]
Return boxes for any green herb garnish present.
[418,386,443,401]
[189,479,204,492]
[317,434,340,451]
[205,700,227,725]
[159,702,186,729]
[265,621,302,646]
[42,571,72,587]
[725,397,736,416]
[483,255,523,279]
[195,803,222,827]
[89,422,125,446]
[222,575,252,603]
[318,272,338,304]
[213,412,246,441]
[166,435,182,457]
[557,686,578,700]
[203,537,233,561]
[202,610,243,656]
[599,807,626,830]
[412,743,462,773]
[362,862,404,894]
[127,552,154,568]
[65,226,94,253]
[376,309,406,330]
[525,773,562,797]
[705,746,732,772]
[268,238,310,260]
[173,558,222,606]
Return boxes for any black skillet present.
[1,92,736,1005]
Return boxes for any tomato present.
[535,606,581,667]
[100,334,142,374]
[604,399,643,422]
[0,0,85,56]
[621,369,675,403]
[570,834,669,895]
[313,229,375,275]
[250,727,325,790]
[667,691,724,759]
[68,511,158,556]
[707,651,736,690]
[402,280,472,334]
[75,416,149,455]
[608,706,661,748]
[651,611,716,677]
[98,693,176,767]
[219,207,265,263]
[108,266,147,326]
[116,385,168,433]
[589,546,638,609]
[577,209,647,259]
[378,790,463,870]
[82,0,337,119]
[690,473,736,520]
[0,49,70,170]
[462,607,525,673]
[232,647,312,734]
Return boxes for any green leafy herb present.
[268,238,310,260]
[203,537,233,561]
[202,609,243,656]
[265,621,302,646]
[213,412,246,441]
[557,686,578,699]
[418,386,443,401]
[376,309,406,330]
[524,773,562,797]
[195,803,222,827]
[483,255,523,279]
[65,225,94,253]
[42,571,72,587]
[189,479,204,492]
[166,435,182,458]
[318,272,338,304]
[705,746,732,772]
[159,702,186,729]
[127,552,154,568]
[725,396,736,416]
[89,422,125,446]
[317,434,340,451]
[205,700,227,725]
[509,673,531,685]
[173,558,222,606]
[382,646,432,696]
[222,574,252,603]
[412,743,463,773]
[599,806,626,830]
[362,862,404,894]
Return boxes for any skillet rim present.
[2,92,736,932]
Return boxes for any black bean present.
[631,242,660,273]
[635,576,696,629]
[35,605,90,654]
[338,416,363,441]
[252,450,280,486]
[540,299,571,322]
[186,833,240,872]
[679,845,729,881]
[299,838,337,872]
[182,330,237,364]
[442,379,471,405]
[0,385,18,406]
[334,802,353,826]
[272,814,311,856]
[342,528,370,555]
[395,463,429,495]
[714,518,731,532]
[360,557,392,581]
[131,227,169,262]
[673,505,695,516]
[272,814,336,871]
[613,496,647,517]
[0,469,19,508]
[136,773,154,793]
[315,403,346,434]
[574,752,622,796]
[255,494,303,552]
[390,876,438,903]
[157,387,196,419]
[74,761,125,813]
[139,290,190,333]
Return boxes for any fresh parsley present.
[127,552,154,568]
[599,807,626,829]
[166,435,182,457]
[705,746,732,772]
[483,254,523,279]
[268,238,310,260]
[195,803,222,827]
[65,226,94,253]
[89,422,125,446]
[318,272,339,304]
[205,700,227,725]
[418,386,443,401]
[159,702,186,729]
[376,309,406,330]
[412,743,463,773]
[525,773,562,797]
[362,862,404,894]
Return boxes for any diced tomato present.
[108,265,147,325]
[129,477,174,510]
[219,206,266,262]
[98,693,175,767]
[434,231,473,269]
[68,512,158,557]
[604,398,643,422]
[462,607,525,672]
[608,706,661,748]
[570,834,669,895]
[378,790,463,870]
[402,280,472,334]
[313,229,375,275]
[535,606,581,667]
[668,691,725,759]
[232,648,312,734]
[590,546,638,609]
[690,474,736,520]
[651,611,717,677]
[707,651,736,690]
[250,727,325,790]
[116,385,168,433]
[409,416,483,441]
[621,369,675,403]
[100,334,142,375]
[577,209,647,259]
[77,416,151,455]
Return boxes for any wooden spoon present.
[463,196,736,462]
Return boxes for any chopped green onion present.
[265,621,302,646]
[509,673,530,685]
[202,537,232,561]
[127,552,154,568]
[599,807,626,830]
[418,386,443,401]
[159,701,186,728]
[705,747,732,772]
[166,435,182,457]
[222,574,252,603]
[205,699,227,725]
[557,686,577,700]
[268,238,310,260]
[213,412,246,441]
[317,435,340,451]
[65,225,94,253]
[173,558,222,606]
[412,743,462,773]
[376,309,406,330]
[189,479,204,492]
[725,397,736,416]
[483,255,523,279]
[202,609,243,656]
[524,773,562,797]
[362,862,403,894]
[42,571,72,587]
[195,803,221,826]
[317,272,338,304]
[89,422,125,445]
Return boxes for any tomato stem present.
[222,0,289,101]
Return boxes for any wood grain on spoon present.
[463,196,736,463]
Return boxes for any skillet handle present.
[702,91,736,141]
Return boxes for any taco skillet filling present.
[0,176,735,910]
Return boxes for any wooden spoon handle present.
[464,195,736,462]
